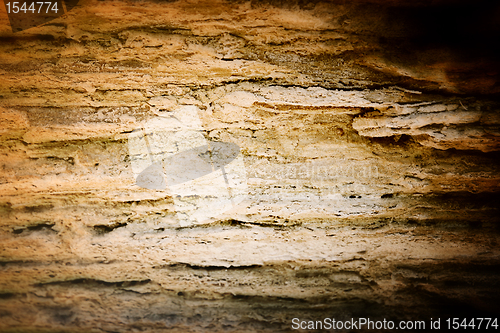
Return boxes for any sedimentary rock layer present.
[0,0,499,332]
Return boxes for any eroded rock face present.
[0,0,499,332]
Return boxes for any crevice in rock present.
[165,263,263,271]
[92,222,128,234]
[36,278,151,288]
[12,222,56,235]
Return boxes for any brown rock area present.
[0,0,500,332]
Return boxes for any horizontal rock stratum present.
[0,0,499,332]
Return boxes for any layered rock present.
[0,0,499,332]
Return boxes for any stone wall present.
[0,0,499,331]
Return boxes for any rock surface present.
[0,0,499,332]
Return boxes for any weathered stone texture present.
[0,0,499,332]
